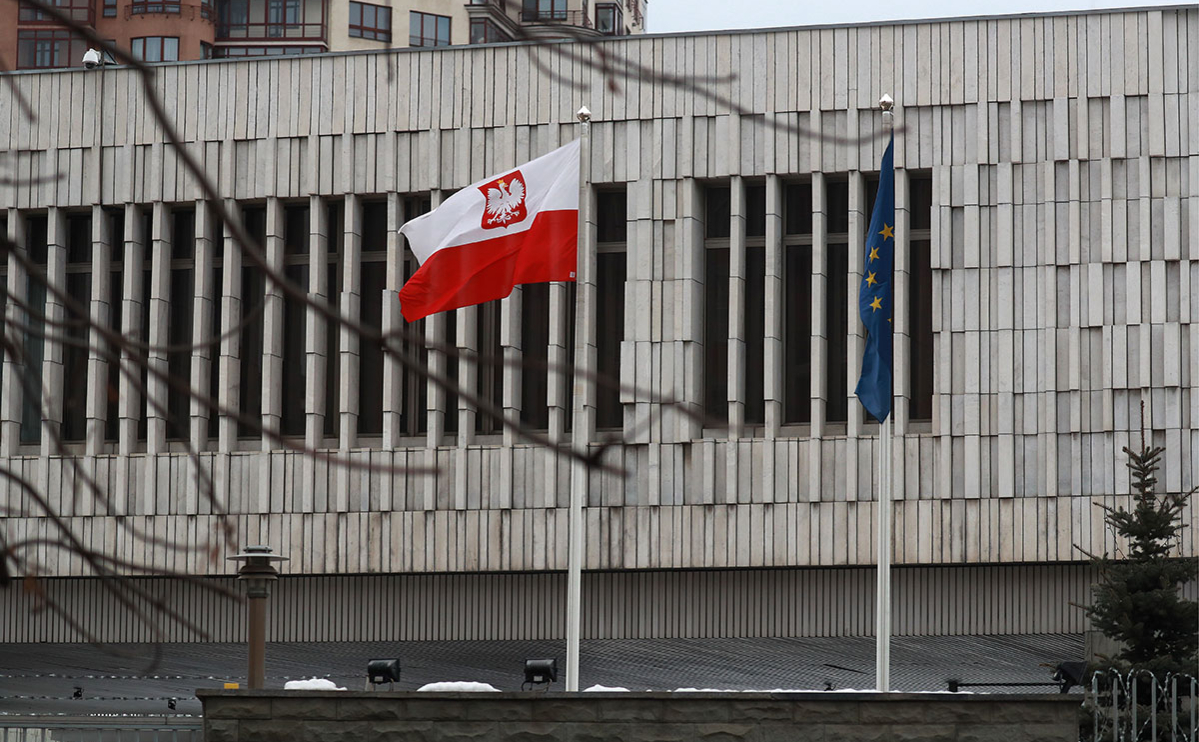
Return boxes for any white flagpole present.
[876,414,892,691]
[875,98,895,693]
[565,105,592,692]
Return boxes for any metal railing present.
[0,719,202,741]
[519,9,591,28]
[124,1,213,19]
[1087,671,1198,742]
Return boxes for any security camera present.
[82,48,103,69]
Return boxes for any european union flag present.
[855,134,895,423]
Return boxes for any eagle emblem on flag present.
[479,171,528,229]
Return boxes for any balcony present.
[518,8,601,38]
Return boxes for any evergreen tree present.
[1084,435,1198,676]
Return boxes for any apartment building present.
[1,0,646,68]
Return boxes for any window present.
[105,209,125,444]
[358,201,387,436]
[520,283,550,430]
[595,189,627,430]
[908,175,934,421]
[20,216,49,445]
[167,209,196,442]
[595,3,621,34]
[348,1,391,41]
[323,202,342,439]
[217,0,324,41]
[825,180,850,424]
[469,18,510,44]
[473,298,504,435]
[399,196,431,436]
[19,0,91,23]
[521,0,565,21]
[744,184,766,426]
[409,11,450,47]
[238,207,267,439]
[783,182,812,424]
[137,210,153,442]
[62,214,92,443]
[280,203,309,437]
[16,29,87,69]
[703,185,730,425]
[131,36,180,62]
[103,0,117,17]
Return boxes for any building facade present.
[1,0,646,68]
[0,6,1196,644]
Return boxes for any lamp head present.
[228,545,289,598]
[879,93,894,111]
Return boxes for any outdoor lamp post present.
[228,545,288,689]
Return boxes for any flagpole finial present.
[879,94,894,128]
[576,106,592,123]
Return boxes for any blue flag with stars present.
[855,133,895,423]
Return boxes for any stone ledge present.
[198,691,1080,742]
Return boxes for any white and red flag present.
[398,139,580,322]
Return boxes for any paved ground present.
[0,633,1083,717]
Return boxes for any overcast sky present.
[645,1,1185,33]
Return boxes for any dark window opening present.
[400,196,431,436]
[20,216,49,445]
[595,188,627,430]
[474,299,504,435]
[358,200,387,437]
[62,214,92,443]
[705,185,731,239]
[105,210,125,443]
[324,202,342,440]
[745,184,767,237]
[825,243,849,423]
[166,209,195,442]
[744,245,766,426]
[520,283,549,431]
[784,244,812,424]
[238,207,266,438]
[280,203,309,438]
[826,180,850,234]
[785,183,813,235]
[909,175,934,421]
[703,247,729,426]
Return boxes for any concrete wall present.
[198,690,1082,742]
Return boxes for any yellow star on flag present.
[870,296,883,312]
[868,246,880,262]
[878,223,894,241]
[865,271,878,287]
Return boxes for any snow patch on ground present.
[417,681,501,692]
[284,678,345,690]
[583,685,630,692]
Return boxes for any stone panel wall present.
[198,690,1080,742]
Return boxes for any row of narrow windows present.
[0,175,933,451]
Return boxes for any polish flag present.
[398,140,580,322]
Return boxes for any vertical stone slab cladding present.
[199,690,1081,742]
